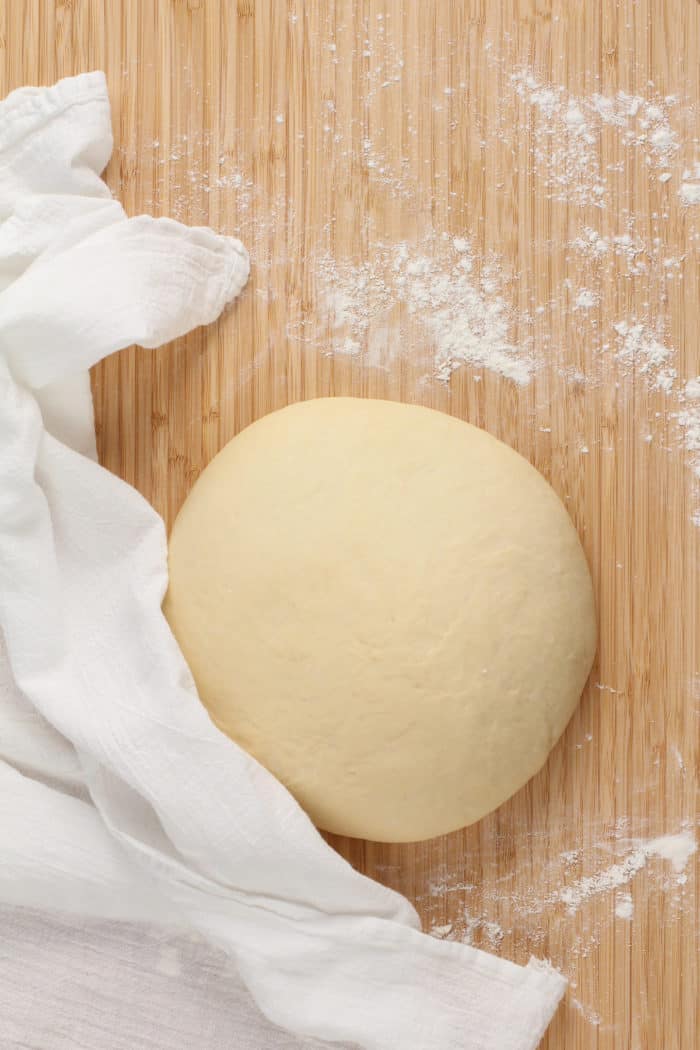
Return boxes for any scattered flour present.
[428,878,475,898]
[510,71,682,207]
[595,683,621,695]
[680,183,700,206]
[559,832,697,915]
[676,378,700,486]
[463,913,505,949]
[316,237,531,385]
[306,70,695,458]
[570,997,603,1027]
[573,289,598,311]
[424,828,696,945]
[679,163,700,206]
[612,321,677,393]
[510,72,604,207]
[427,905,504,950]
[429,923,454,940]
[572,227,689,283]
[671,745,687,774]
[571,227,611,259]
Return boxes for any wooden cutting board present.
[3,2,698,1048]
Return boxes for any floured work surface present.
[3,2,698,1048]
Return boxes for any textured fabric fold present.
[0,217,249,389]
[0,72,566,1050]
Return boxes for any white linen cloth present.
[0,72,566,1050]
[0,906,345,1050]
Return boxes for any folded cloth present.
[0,72,566,1050]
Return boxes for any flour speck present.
[615,894,634,921]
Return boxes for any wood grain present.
[2,2,698,1048]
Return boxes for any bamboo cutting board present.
[2,2,699,1048]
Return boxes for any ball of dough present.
[164,398,596,842]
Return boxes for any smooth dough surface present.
[164,398,596,842]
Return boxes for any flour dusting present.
[302,60,700,516]
[558,832,696,915]
[424,827,696,954]
[612,321,677,393]
[679,164,700,206]
[645,832,698,874]
[570,997,603,1027]
[677,378,700,482]
[614,894,634,921]
[510,71,682,207]
[463,913,505,950]
[429,923,454,940]
[316,238,530,385]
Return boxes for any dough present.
[164,398,596,842]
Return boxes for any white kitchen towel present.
[1,906,349,1050]
[0,72,566,1050]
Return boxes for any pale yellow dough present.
[164,398,596,842]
